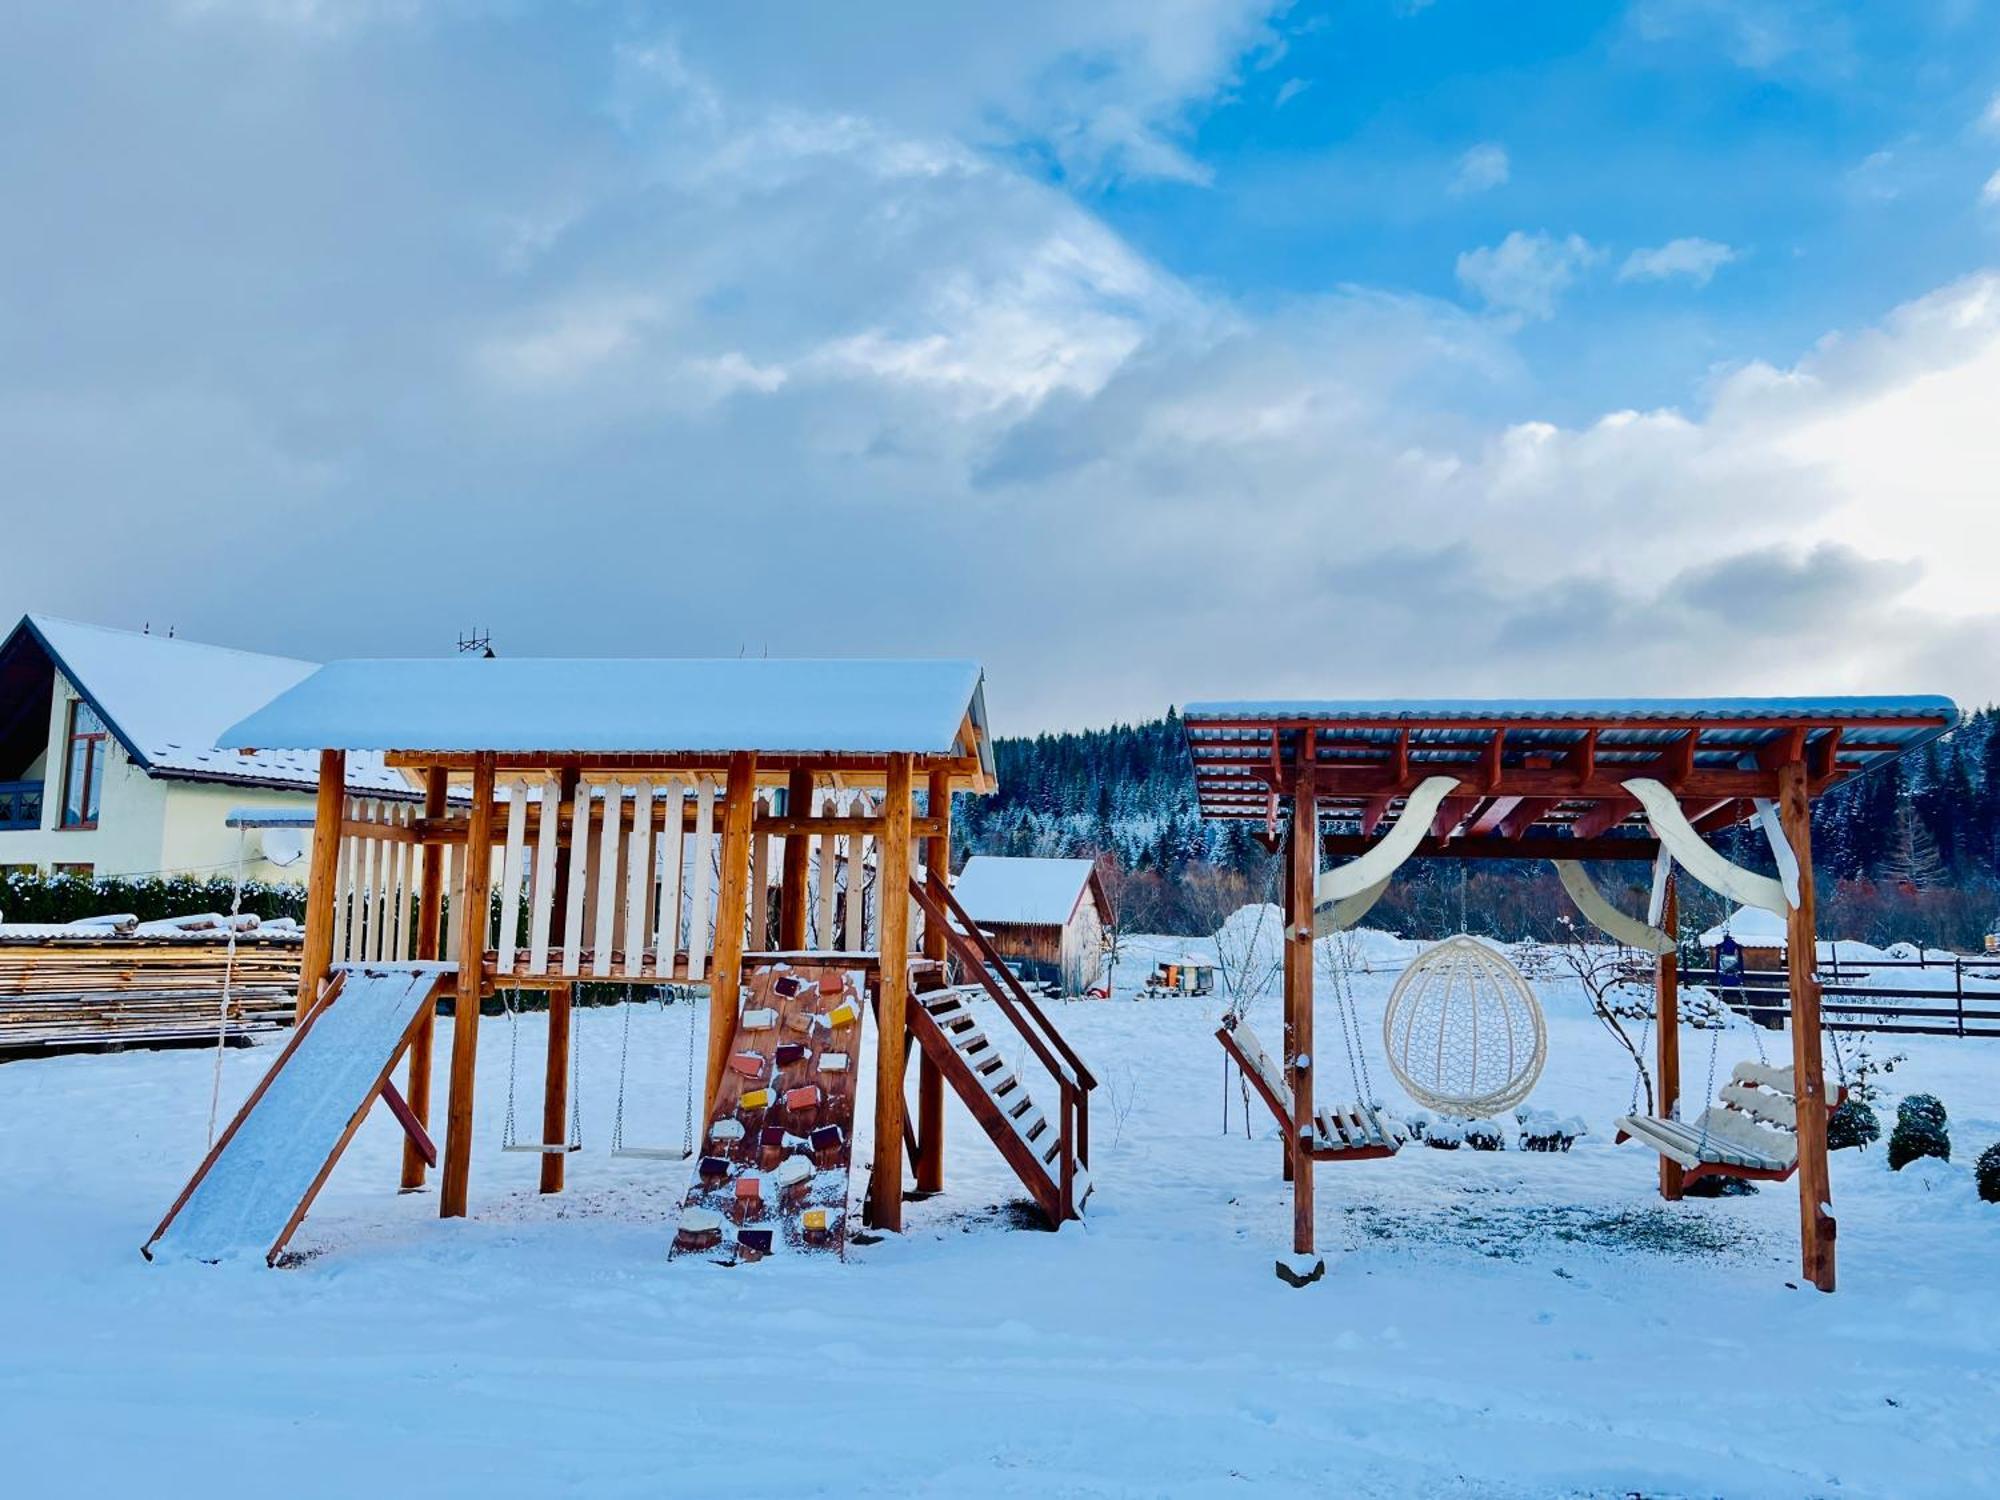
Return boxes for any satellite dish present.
[261,827,307,869]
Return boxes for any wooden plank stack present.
[0,938,301,1055]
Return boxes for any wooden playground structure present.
[1184,695,1959,1293]
[145,658,1096,1265]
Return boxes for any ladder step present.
[949,1027,988,1053]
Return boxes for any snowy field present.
[3,932,1998,1499]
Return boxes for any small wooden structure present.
[195,656,1093,1250]
[1183,694,1959,1293]
[1700,904,1788,972]
[949,855,1113,995]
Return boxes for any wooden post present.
[295,749,346,1023]
[779,769,813,950]
[541,982,572,1194]
[400,765,448,1191]
[916,768,951,1194]
[440,753,496,1220]
[1282,741,1321,1284]
[1655,874,1684,1202]
[869,753,915,1231]
[705,752,758,1116]
[1779,759,1836,1293]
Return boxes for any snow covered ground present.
[3,931,1998,1498]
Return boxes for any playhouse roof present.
[1181,693,1958,851]
[222,657,995,784]
[0,615,412,796]
[951,856,1106,928]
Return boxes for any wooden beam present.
[400,765,447,1192]
[540,982,572,1195]
[1467,795,1523,838]
[705,753,759,1118]
[916,768,951,1195]
[1321,832,1662,862]
[1660,731,1697,788]
[1779,759,1836,1293]
[1196,764,1789,802]
[778,769,813,951]
[296,750,346,1024]
[440,753,496,1219]
[1357,793,1393,838]
[1286,745,1319,1274]
[383,749,984,782]
[868,753,915,1231]
[1655,875,1683,1202]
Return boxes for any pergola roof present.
[223,657,996,789]
[1183,695,1958,857]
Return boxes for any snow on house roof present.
[1699,905,1789,949]
[221,657,991,760]
[9,615,411,796]
[951,856,1101,928]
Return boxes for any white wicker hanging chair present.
[1382,935,1547,1118]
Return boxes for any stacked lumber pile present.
[0,937,301,1054]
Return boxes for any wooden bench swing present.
[1217,1018,1399,1161]
[1616,1059,1845,1189]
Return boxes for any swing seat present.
[609,1144,688,1161]
[502,1141,582,1155]
[1217,1021,1400,1164]
[1615,1062,1842,1186]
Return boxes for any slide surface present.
[145,962,452,1264]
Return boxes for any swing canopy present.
[1183,695,1957,856]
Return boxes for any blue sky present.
[1,2,1997,730]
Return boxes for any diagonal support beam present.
[1313,776,1460,906]
[1626,777,1789,915]
[1553,860,1674,955]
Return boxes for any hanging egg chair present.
[1382,935,1546,1118]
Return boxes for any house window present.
[61,700,108,829]
[53,862,95,879]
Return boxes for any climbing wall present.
[671,960,866,1264]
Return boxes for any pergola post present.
[779,768,812,950]
[1779,759,1836,1292]
[1655,874,1683,1202]
[868,753,915,1231]
[295,748,345,1023]
[916,767,951,1194]
[540,982,573,1195]
[1282,740,1322,1285]
[440,752,496,1219]
[706,752,759,1117]
[400,765,448,1191]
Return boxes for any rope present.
[204,828,249,1149]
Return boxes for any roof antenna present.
[458,628,495,659]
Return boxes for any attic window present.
[60,700,107,830]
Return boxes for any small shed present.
[951,856,1113,996]
[1699,905,1788,971]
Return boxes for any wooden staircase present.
[906,877,1096,1225]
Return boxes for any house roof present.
[951,856,1105,927]
[1,615,412,797]
[221,657,995,779]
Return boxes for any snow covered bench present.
[1216,1020,1399,1162]
[1615,1061,1840,1185]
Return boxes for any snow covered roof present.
[951,856,1104,927]
[222,657,993,763]
[2,615,413,796]
[1183,695,1960,724]
[1699,905,1789,949]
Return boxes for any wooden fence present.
[1681,955,2000,1039]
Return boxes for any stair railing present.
[909,876,1096,1215]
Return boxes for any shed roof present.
[0,615,412,796]
[222,657,994,784]
[1699,905,1788,949]
[951,856,1104,927]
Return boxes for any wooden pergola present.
[1183,695,1959,1293]
[226,657,998,1233]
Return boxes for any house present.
[951,855,1114,996]
[1698,904,1788,972]
[0,615,413,884]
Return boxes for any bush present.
[1886,1094,1950,1171]
[1827,1099,1880,1152]
[0,869,305,926]
[1977,1143,2000,1205]
[1462,1119,1507,1152]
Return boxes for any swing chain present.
[502,989,521,1150]
[612,995,634,1153]
[681,987,698,1159]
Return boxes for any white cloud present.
[1274,77,1309,108]
[1451,143,1509,195]
[1627,0,1852,76]
[1454,231,1601,319]
[1983,91,2000,134]
[1983,167,2000,204]
[1618,237,1739,286]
